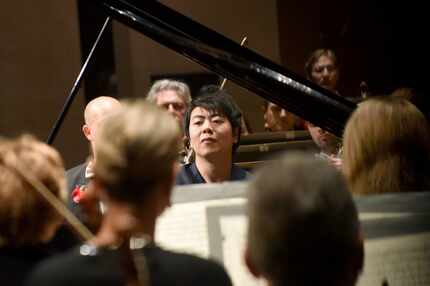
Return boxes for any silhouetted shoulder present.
[27,245,232,286]
[146,246,232,286]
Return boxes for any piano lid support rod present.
[219,36,248,90]
[46,17,112,145]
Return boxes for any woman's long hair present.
[342,97,430,194]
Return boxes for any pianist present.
[176,89,248,184]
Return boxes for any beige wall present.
[0,1,88,168]
[113,0,281,132]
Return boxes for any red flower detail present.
[72,185,85,203]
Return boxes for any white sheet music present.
[155,195,263,286]
[219,216,265,286]
[155,197,246,258]
[357,232,430,286]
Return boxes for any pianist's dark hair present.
[183,85,242,151]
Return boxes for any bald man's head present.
[83,97,121,152]
[84,96,121,126]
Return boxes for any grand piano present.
[48,0,357,146]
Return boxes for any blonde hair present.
[0,135,66,246]
[342,97,430,194]
[146,79,191,106]
[94,99,181,204]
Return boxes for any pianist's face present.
[189,107,238,158]
[311,55,339,92]
[155,90,187,124]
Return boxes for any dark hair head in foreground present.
[246,152,363,286]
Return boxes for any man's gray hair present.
[146,79,191,106]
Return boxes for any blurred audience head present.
[246,152,363,286]
[0,135,66,247]
[343,96,430,194]
[93,99,181,213]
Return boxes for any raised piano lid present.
[91,0,356,137]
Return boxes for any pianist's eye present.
[192,120,203,126]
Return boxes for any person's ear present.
[82,124,92,141]
[244,247,261,278]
